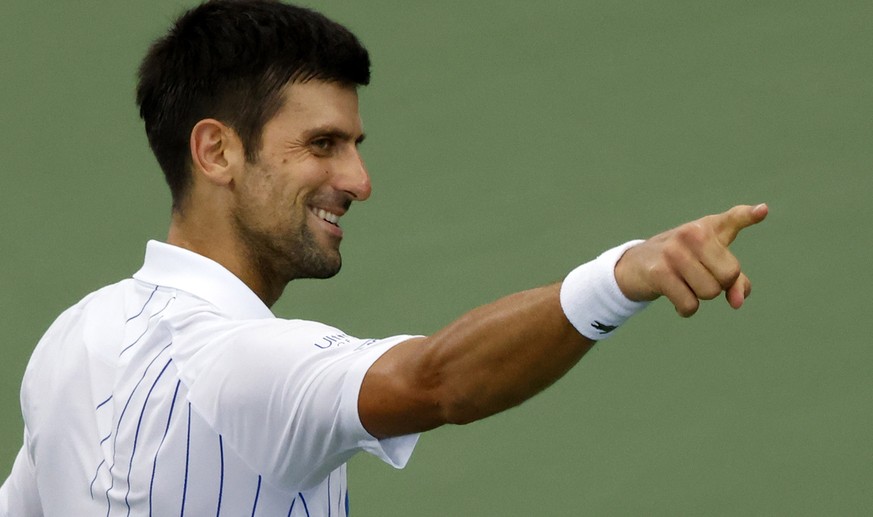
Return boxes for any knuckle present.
[677,222,707,246]
[699,284,722,300]
[661,242,689,268]
[676,299,699,318]
[719,263,742,288]
[648,260,672,279]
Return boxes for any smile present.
[310,206,341,226]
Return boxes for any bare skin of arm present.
[359,204,769,438]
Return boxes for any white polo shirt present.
[0,241,419,516]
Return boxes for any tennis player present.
[0,1,767,515]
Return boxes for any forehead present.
[266,80,362,135]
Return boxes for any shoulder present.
[31,278,137,348]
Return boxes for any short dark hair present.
[136,0,371,210]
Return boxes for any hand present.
[614,204,769,317]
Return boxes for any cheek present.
[240,159,324,216]
[240,166,286,206]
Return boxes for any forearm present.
[424,284,592,421]
[360,283,593,437]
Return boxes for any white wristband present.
[560,240,650,340]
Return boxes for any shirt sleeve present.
[0,434,44,517]
[172,317,420,491]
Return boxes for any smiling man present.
[0,1,767,516]
[175,80,371,305]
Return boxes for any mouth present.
[308,206,345,237]
[310,206,341,225]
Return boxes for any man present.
[0,0,768,515]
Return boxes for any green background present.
[2,1,871,515]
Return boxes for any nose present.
[335,148,372,201]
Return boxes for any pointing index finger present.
[715,203,769,245]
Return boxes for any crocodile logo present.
[591,321,617,334]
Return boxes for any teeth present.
[314,208,340,225]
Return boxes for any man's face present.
[231,80,371,283]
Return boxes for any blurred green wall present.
[1,1,871,515]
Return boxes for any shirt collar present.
[133,240,275,320]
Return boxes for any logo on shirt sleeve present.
[313,333,353,349]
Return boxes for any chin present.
[296,249,342,280]
[309,261,342,279]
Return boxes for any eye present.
[311,137,335,155]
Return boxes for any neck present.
[167,212,285,307]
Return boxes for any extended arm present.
[359,204,768,438]
[360,283,590,436]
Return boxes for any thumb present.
[715,203,769,245]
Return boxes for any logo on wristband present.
[591,321,617,334]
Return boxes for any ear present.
[189,119,244,186]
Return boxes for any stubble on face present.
[230,163,344,290]
[231,157,349,302]
[226,80,366,299]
